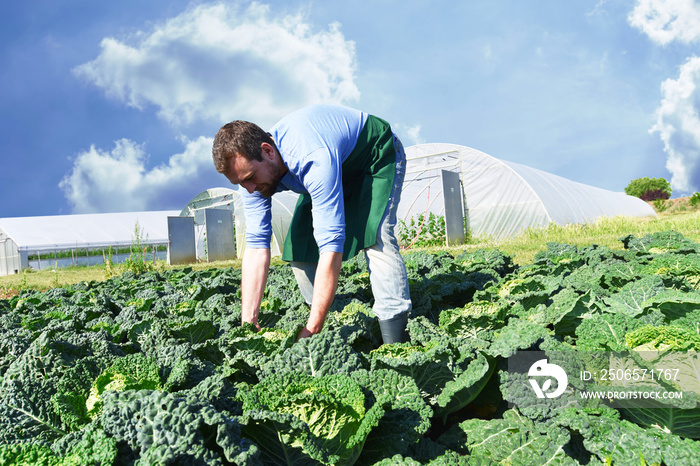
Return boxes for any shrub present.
[690,192,700,207]
[653,198,668,212]
[121,222,155,275]
[397,212,446,248]
[625,177,672,201]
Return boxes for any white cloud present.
[628,0,700,45]
[59,136,215,213]
[64,1,360,214]
[73,2,359,128]
[651,56,700,194]
[398,124,425,146]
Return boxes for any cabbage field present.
[1,230,700,465]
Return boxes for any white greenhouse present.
[399,143,656,241]
[180,187,300,260]
[0,211,177,276]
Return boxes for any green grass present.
[408,211,700,265]
[506,211,700,264]
[2,211,699,297]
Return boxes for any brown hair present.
[212,120,275,173]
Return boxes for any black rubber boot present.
[378,313,408,344]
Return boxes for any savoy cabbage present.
[1,231,700,464]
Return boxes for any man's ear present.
[260,142,276,160]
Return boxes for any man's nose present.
[241,181,255,194]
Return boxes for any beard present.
[256,161,283,198]
[256,180,279,198]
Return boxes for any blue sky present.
[2,0,700,218]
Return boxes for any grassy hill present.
[647,195,700,215]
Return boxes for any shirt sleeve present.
[300,148,346,255]
[241,190,273,249]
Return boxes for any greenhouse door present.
[441,170,466,246]
[167,216,196,265]
[205,208,236,262]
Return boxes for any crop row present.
[1,231,699,464]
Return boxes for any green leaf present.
[442,409,576,465]
[166,318,217,345]
[438,301,506,340]
[238,372,383,465]
[435,352,496,422]
[352,369,432,463]
[86,353,161,418]
[262,331,364,379]
[603,276,666,317]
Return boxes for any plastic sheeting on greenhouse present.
[180,187,300,258]
[399,143,656,241]
[0,211,178,275]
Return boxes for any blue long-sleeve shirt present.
[241,104,368,255]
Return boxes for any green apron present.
[281,115,397,263]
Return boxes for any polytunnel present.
[399,143,656,241]
[0,211,177,276]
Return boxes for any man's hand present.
[241,248,270,328]
[296,325,315,341]
[248,321,262,331]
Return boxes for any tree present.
[624,177,672,201]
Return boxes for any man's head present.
[212,120,272,172]
[212,120,287,198]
